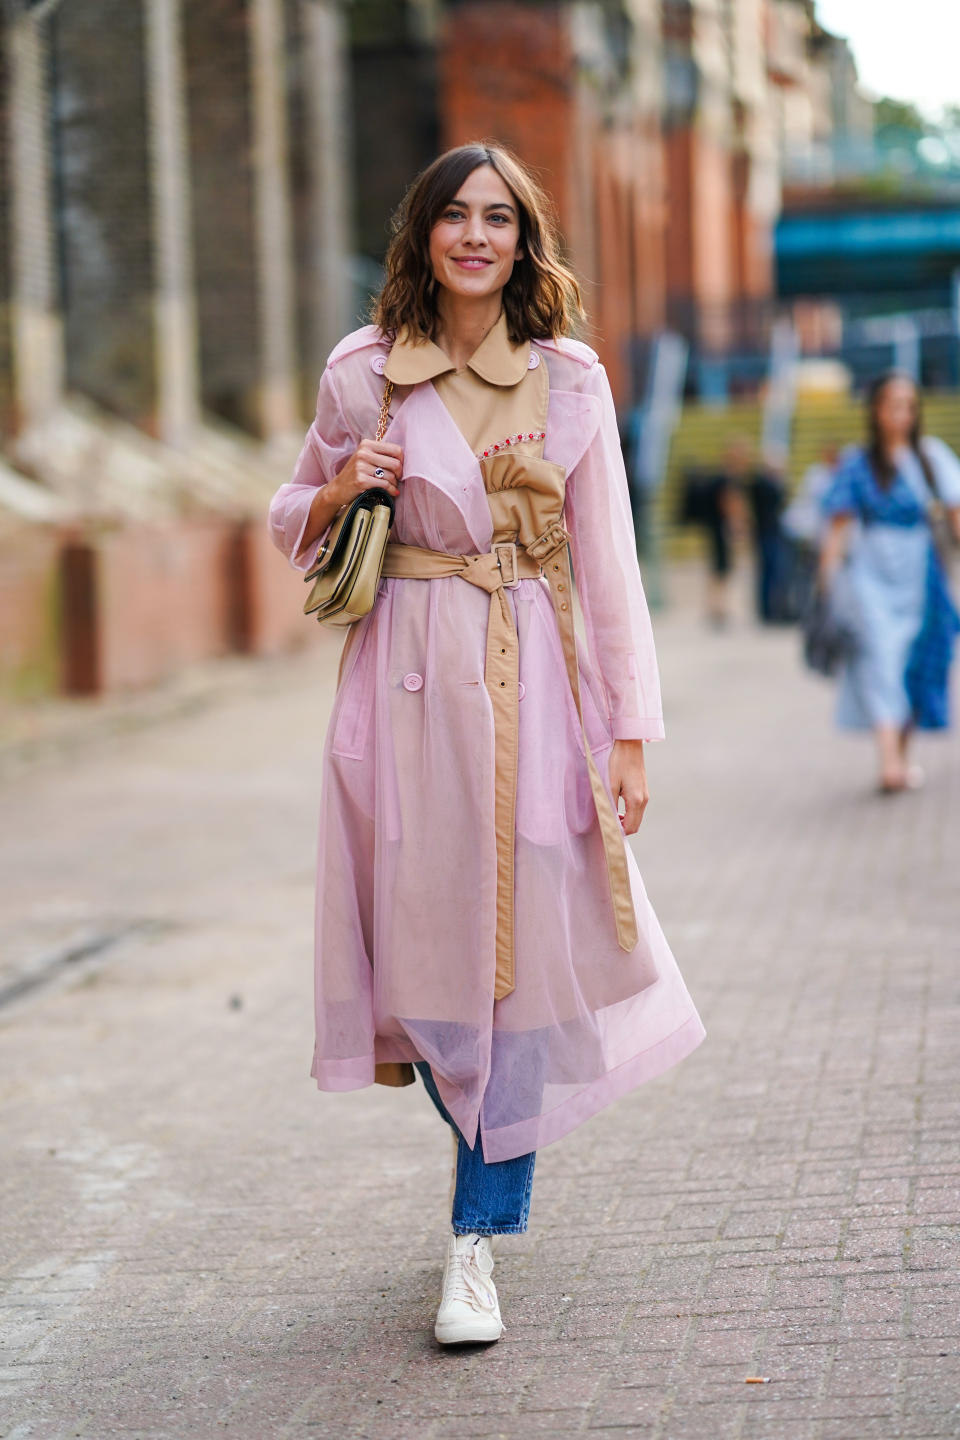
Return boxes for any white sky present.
[815,0,960,118]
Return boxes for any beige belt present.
[381,534,638,1000]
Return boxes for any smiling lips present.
[452,256,493,268]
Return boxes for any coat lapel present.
[383,379,494,549]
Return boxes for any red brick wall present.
[664,127,695,318]
[665,125,735,350]
[90,521,238,691]
[693,132,734,348]
[589,125,667,407]
[55,518,331,695]
[0,515,332,700]
[440,3,575,244]
[632,122,668,339]
[439,3,671,408]
[592,144,635,404]
[730,151,772,305]
[0,523,62,698]
[741,208,773,303]
[243,521,327,657]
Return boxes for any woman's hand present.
[328,437,405,505]
[608,739,649,835]
[298,438,405,558]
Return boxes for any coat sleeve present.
[564,361,665,742]
[267,362,358,572]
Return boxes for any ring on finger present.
[373,467,385,479]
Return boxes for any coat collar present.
[384,309,531,387]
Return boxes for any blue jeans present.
[414,1062,536,1236]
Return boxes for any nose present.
[462,212,487,247]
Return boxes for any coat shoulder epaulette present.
[326,325,389,369]
[533,335,600,369]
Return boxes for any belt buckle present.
[494,541,521,589]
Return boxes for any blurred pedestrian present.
[268,144,703,1346]
[818,371,960,792]
[678,463,738,626]
[724,436,788,624]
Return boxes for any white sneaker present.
[434,1232,503,1345]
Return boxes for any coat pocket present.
[330,621,375,760]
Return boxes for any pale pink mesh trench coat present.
[268,324,705,1162]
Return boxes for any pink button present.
[517,681,526,700]
[402,672,423,692]
[370,354,387,375]
[527,351,540,369]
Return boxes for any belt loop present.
[525,522,571,566]
[493,541,521,589]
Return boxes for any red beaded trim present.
[478,429,546,460]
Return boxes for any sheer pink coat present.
[268,326,704,1162]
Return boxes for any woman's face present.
[429,164,523,302]
[874,377,917,445]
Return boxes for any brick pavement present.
[1,566,959,1440]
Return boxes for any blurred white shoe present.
[434,1232,503,1344]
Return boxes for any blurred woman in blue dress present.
[818,372,960,792]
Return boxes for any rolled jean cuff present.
[414,1061,536,1233]
[453,1221,529,1236]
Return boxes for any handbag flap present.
[304,489,395,582]
[336,504,394,620]
[303,506,372,614]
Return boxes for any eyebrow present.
[448,197,517,215]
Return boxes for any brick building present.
[2,0,353,453]
[438,0,667,406]
[1,0,355,695]
[0,0,870,696]
[2,0,871,449]
[351,0,871,402]
[657,0,870,392]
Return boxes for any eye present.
[488,213,510,225]
[443,208,465,222]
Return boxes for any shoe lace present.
[444,1238,497,1314]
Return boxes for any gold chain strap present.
[375,379,395,443]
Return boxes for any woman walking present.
[819,371,960,792]
[268,143,704,1345]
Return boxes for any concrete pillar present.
[248,0,299,439]
[144,0,200,448]
[5,12,64,435]
[300,0,353,368]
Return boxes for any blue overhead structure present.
[776,207,960,303]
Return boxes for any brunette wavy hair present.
[867,370,936,494]
[371,142,584,344]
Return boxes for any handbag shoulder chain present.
[375,379,394,443]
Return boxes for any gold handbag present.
[302,379,396,627]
